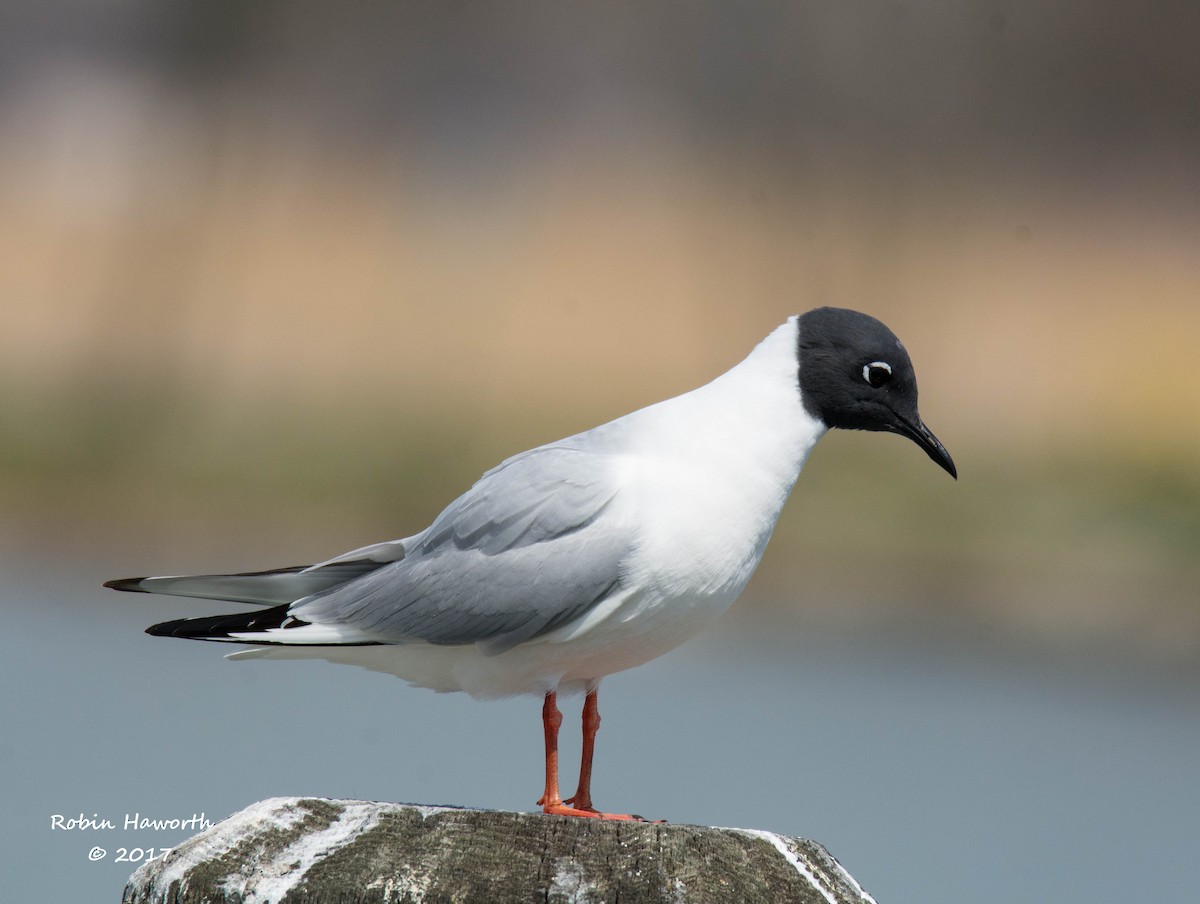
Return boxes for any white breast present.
[536,317,828,674]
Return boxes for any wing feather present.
[103,561,385,606]
[293,443,629,652]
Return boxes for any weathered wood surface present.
[123,797,876,903]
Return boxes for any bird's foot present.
[541,801,646,821]
[535,795,659,821]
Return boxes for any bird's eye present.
[863,361,892,388]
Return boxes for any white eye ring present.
[863,361,892,387]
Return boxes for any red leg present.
[537,686,642,821]
[538,689,605,818]
[565,687,601,811]
[536,691,565,810]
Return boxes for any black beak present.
[894,415,957,479]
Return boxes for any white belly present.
[229,575,747,699]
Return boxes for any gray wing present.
[105,540,411,605]
[103,561,389,605]
[292,443,630,654]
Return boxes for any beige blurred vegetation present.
[1,1,1197,660]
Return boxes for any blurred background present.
[1,2,1197,902]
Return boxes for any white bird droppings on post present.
[734,828,853,904]
[215,800,382,904]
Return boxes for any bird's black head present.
[797,307,956,478]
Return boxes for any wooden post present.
[122,797,876,903]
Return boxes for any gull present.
[107,307,955,820]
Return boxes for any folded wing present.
[103,560,389,606]
[113,442,632,656]
[292,443,630,654]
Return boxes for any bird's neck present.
[632,318,827,490]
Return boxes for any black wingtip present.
[143,603,300,640]
[105,577,148,593]
[146,618,188,637]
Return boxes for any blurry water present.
[2,562,1197,902]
